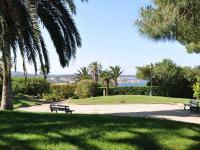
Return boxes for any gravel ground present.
[16,101,200,124]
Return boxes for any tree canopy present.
[74,67,92,81]
[110,66,123,87]
[0,0,87,74]
[136,59,195,98]
[0,0,86,109]
[136,0,200,53]
[88,62,102,83]
[136,65,153,81]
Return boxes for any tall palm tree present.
[0,0,86,110]
[88,61,102,83]
[100,70,112,96]
[74,67,92,81]
[136,64,154,96]
[110,66,123,87]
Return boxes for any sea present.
[118,75,147,87]
[118,81,147,87]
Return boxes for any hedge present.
[50,84,76,99]
[98,86,164,96]
[0,78,76,99]
[12,77,50,96]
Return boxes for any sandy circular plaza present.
[17,101,200,124]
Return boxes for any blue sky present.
[15,0,200,75]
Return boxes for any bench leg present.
[64,111,72,114]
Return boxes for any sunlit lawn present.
[0,111,199,150]
[8,95,189,108]
[70,95,188,105]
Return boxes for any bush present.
[43,90,62,101]
[98,86,164,96]
[71,95,79,99]
[50,84,76,99]
[193,77,200,99]
[75,80,98,98]
[12,77,50,96]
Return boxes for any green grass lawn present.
[0,111,199,150]
[13,95,46,109]
[70,95,188,105]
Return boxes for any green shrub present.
[71,95,79,99]
[43,90,62,101]
[193,77,200,99]
[50,84,76,99]
[98,86,164,96]
[75,80,98,98]
[12,77,50,96]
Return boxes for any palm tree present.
[0,0,86,110]
[100,70,112,96]
[88,62,102,83]
[74,67,92,81]
[110,66,123,87]
[136,64,154,96]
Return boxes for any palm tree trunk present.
[1,51,13,110]
[0,1,13,110]
[106,80,109,96]
[114,79,118,87]
[94,73,98,83]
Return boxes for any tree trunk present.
[1,52,13,110]
[114,79,118,87]
[94,72,98,84]
[105,80,109,96]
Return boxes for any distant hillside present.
[11,71,37,77]
[11,72,147,86]
[11,71,75,84]
[48,74,75,84]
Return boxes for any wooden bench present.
[184,99,199,112]
[50,104,74,114]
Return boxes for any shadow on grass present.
[0,111,200,150]
[108,109,200,118]
[108,131,162,150]
[13,95,47,109]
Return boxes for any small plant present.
[75,80,98,98]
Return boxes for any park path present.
[16,101,200,124]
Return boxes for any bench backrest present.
[189,99,200,106]
[50,104,69,108]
